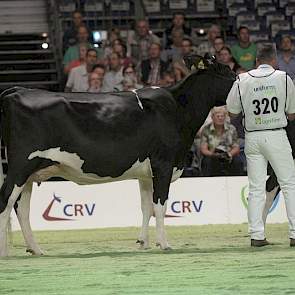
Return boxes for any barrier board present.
[10,177,287,231]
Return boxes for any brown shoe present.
[251,239,271,247]
[290,238,295,247]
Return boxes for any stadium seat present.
[271,20,290,37]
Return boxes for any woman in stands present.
[219,46,241,73]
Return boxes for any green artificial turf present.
[1,224,295,295]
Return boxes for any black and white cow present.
[0,55,235,256]
[263,121,295,223]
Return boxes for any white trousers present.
[245,129,295,240]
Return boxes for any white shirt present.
[227,64,295,132]
[66,65,89,92]
[103,68,124,92]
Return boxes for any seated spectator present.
[63,25,103,70]
[92,64,106,80]
[112,42,133,68]
[200,106,243,176]
[160,71,176,87]
[122,65,143,89]
[219,46,241,72]
[231,26,257,70]
[277,35,295,80]
[162,12,193,49]
[161,30,184,63]
[197,24,221,57]
[127,19,161,65]
[88,72,104,93]
[63,10,93,51]
[173,60,189,81]
[213,36,225,61]
[103,52,124,92]
[103,28,121,57]
[140,42,169,86]
[65,48,97,92]
[180,38,195,58]
[64,43,88,75]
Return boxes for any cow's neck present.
[169,73,215,167]
[170,73,214,136]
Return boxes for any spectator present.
[219,46,241,72]
[161,30,184,63]
[103,52,124,92]
[92,64,106,80]
[127,19,161,64]
[197,24,221,57]
[63,25,103,70]
[65,48,97,92]
[88,71,104,93]
[140,42,169,86]
[118,65,143,91]
[213,36,225,61]
[112,42,133,68]
[231,26,257,70]
[200,106,243,176]
[103,28,121,57]
[63,11,93,51]
[277,35,295,80]
[173,60,189,81]
[64,43,88,75]
[162,12,193,49]
[160,71,176,87]
[181,38,194,57]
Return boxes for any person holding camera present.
[200,106,243,176]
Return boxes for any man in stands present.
[278,35,295,80]
[140,42,169,86]
[65,48,97,92]
[127,19,160,65]
[63,11,93,51]
[231,26,257,70]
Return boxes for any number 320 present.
[252,97,278,115]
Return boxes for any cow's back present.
[1,87,180,178]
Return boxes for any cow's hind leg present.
[151,161,173,250]
[0,182,24,256]
[137,179,154,249]
[14,182,43,255]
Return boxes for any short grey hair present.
[256,43,277,63]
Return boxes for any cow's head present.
[183,53,236,106]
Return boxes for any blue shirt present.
[278,52,295,80]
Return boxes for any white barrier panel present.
[10,177,287,231]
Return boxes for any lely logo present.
[43,193,96,221]
[241,185,280,213]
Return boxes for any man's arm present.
[226,80,242,116]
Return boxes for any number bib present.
[238,70,288,131]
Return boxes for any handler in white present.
[226,44,295,247]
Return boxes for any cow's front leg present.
[14,182,43,255]
[137,179,154,249]
[151,161,173,250]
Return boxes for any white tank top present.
[238,68,288,132]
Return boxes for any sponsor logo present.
[241,185,280,213]
[43,193,96,221]
[166,200,203,217]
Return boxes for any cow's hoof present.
[156,242,171,250]
[136,240,149,249]
[26,248,44,256]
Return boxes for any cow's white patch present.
[28,148,157,184]
[132,89,143,110]
[150,86,160,89]
[28,148,182,185]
